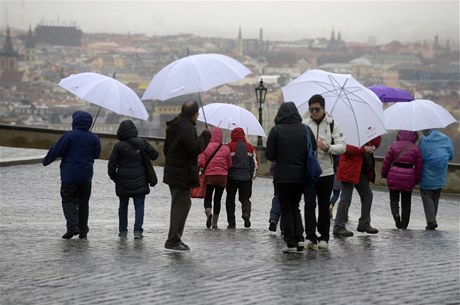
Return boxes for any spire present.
[25,25,35,48]
[238,25,242,39]
[3,27,17,55]
[330,28,335,41]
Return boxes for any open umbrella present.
[384,99,456,131]
[281,69,386,147]
[367,85,414,103]
[58,72,149,128]
[142,53,252,101]
[197,103,266,137]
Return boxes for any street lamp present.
[255,79,267,147]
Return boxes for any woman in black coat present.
[265,102,316,253]
[108,120,159,239]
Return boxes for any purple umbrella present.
[368,85,414,103]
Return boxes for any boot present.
[212,214,219,229]
[393,214,402,229]
[205,208,212,228]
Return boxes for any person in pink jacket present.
[381,130,422,229]
[198,127,232,229]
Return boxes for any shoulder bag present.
[126,139,158,187]
[191,144,222,199]
[305,125,323,186]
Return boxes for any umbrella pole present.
[197,92,208,128]
[90,106,101,131]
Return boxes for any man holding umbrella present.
[163,101,211,252]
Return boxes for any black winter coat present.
[265,102,316,184]
[163,113,211,188]
[108,120,159,197]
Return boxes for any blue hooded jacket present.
[43,111,101,183]
[418,130,453,189]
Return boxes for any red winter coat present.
[198,127,232,177]
[381,130,422,192]
[336,136,382,185]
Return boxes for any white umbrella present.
[197,103,266,137]
[142,53,252,101]
[58,72,149,126]
[384,99,457,131]
[281,69,387,147]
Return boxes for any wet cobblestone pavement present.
[1,161,459,305]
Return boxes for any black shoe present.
[394,214,402,229]
[62,230,79,239]
[426,221,438,230]
[79,233,87,239]
[227,224,236,229]
[333,228,354,237]
[206,213,212,229]
[164,242,190,252]
[268,220,277,232]
[357,226,379,234]
[242,214,251,228]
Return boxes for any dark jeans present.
[60,182,91,233]
[204,184,225,215]
[304,174,334,243]
[330,190,341,206]
[165,186,191,246]
[269,183,283,232]
[277,183,304,247]
[389,190,412,229]
[225,178,252,226]
[118,195,145,232]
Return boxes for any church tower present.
[236,25,244,57]
[25,25,36,62]
[0,27,19,73]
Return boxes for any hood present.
[71,111,93,131]
[274,102,302,125]
[231,127,247,142]
[211,127,223,143]
[396,130,418,143]
[117,120,138,140]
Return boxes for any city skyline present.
[1,0,459,45]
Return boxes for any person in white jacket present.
[302,94,346,249]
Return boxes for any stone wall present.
[1,124,459,193]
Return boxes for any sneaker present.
[268,220,277,232]
[164,242,190,252]
[297,241,305,252]
[62,230,79,239]
[282,245,298,253]
[333,228,354,237]
[425,221,438,230]
[357,226,379,234]
[305,240,318,250]
[134,231,143,239]
[118,231,128,238]
[318,240,329,249]
[242,214,251,228]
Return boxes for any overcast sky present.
[1,0,459,44]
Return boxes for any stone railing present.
[1,124,459,194]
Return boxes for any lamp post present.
[255,79,267,147]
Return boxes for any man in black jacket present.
[265,102,316,253]
[163,101,211,252]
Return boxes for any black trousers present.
[389,189,412,229]
[277,183,305,247]
[225,178,252,226]
[60,182,91,233]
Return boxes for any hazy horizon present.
[1,0,459,44]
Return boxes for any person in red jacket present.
[198,127,232,229]
[333,136,382,237]
[381,130,422,229]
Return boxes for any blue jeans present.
[119,195,145,232]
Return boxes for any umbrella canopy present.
[142,53,252,101]
[384,99,456,131]
[58,72,149,121]
[281,69,387,147]
[367,85,414,103]
[197,103,266,137]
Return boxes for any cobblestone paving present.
[1,161,459,305]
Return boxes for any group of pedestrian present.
[43,97,454,254]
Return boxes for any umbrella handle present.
[90,107,101,131]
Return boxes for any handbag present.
[190,144,222,198]
[305,125,322,186]
[126,139,158,187]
